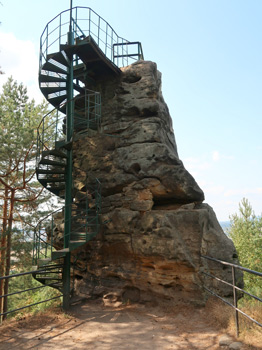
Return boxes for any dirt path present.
[0,299,255,350]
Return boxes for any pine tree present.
[0,77,54,320]
[229,198,262,295]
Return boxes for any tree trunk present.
[3,189,15,320]
[0,188,8,322]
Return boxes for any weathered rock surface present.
[67,60,241,304]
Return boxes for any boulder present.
[69,60,241,305]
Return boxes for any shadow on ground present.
[0,299,260,350]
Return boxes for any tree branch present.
[12,187,44,203]
[0,178,13,191]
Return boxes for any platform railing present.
[113,41,144,66]
[201,255,262,337]
[40,6,143,70]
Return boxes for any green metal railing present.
[32,208,61,265]
[201,255,262,337]
[36,108,64,166]
[113,41,144,65]
[36,89,101,166]
[32,178,101,266]
[74,89,101,132]
[0,266,63,319]
[40,6,144,70]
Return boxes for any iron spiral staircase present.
[32,6,144,308]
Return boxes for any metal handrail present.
[36,88,101,167]
[202,270,262,303]
[202,255,262,277]
[32,178,101,265]
[32,208,63,264]
[0,295,62,318]
[113,41,144,62]
[36,107,64,166]
[39,6,143,70]
[0,265,63,281]
[0,266,63,318]
[201,255,262,337]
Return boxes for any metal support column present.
[63,0,74,310]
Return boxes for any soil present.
[0,298,260,350]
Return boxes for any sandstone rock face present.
[69,61,240,305]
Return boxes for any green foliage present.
[8,274,61,319]
[0,77,47,168]
[229,198,262,296]
[0,77,59,233]
[7,230,61,319]
[0,77,53,222]
[0,77,60,318]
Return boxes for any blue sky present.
[0,0,261,221]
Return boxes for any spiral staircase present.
[32,6,144,308]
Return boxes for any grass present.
[237,298,262,347]
[205,296,262,349]
[5,273,62,322]
[0,303,66,332]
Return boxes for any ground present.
[0,298,260,350]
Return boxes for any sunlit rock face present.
[69,61,240,305]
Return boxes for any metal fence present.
[0,266,63,319]
[201,255,262,337]
[40,6,144,69]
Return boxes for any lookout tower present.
[32,4,143,308]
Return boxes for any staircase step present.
[39,158,66,166]
[47,185,65,191]
[73,83,85,94]
[47,51,70,68]
[48,282,63,290]
[60,43,76,57]
[70,233,96,241]
[43,61,68,74]
[34,270,62,275]
[69,241,87,250]
[52,248,69,259]
[70,232,86,236]
[48,94,67,107]
[39,178,65,184]
[55,140,72,151]
[41,86,67,96]
[39,74,67,83]
[72,218,98,223]
[48,189,65,197]
[50,281,63,286]
[70,234,88,239]
[42,149,67,158]
[37,258,52,266]
[36,277,62,281]
[36,169,66,175]
[59,103,67,114]
[53,248,70,253]
[70,240,88,243]
[73,63,87,77]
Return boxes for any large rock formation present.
[69,61,240,305]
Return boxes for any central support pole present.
[63,1,74,310]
